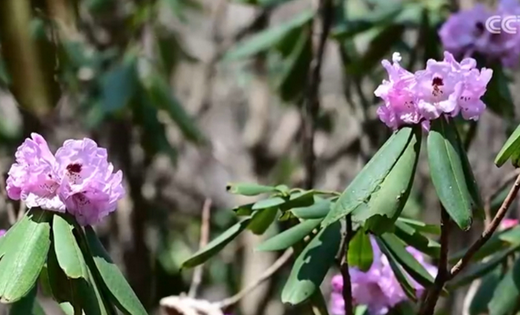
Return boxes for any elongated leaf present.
[379,234,435,288]
[450,246,519,288]
[256,219,322,251]
[0,209,52,303]
[46,244,81,311]
[142,73,205,144]
[252,197,285,210]
[331,5,403,39]
[348,231,373,272]
[394,221,440,258]
[9,286,43,315]
[449,230,510,263]
[469,270,501,315]
[280,191,315,211]
[281,221,341,305]
[291,198,331,219]
[226,183,277,196]
[396,218,440,235]
[182,217,253,268]
[100,59,137,113]
[347,25,406,76]
[482,63,514,120]
[53,214,88,279]
[353,128,421,234]
[0,214,31,259]
[377,238,417,301]
[77,267,112,315]
[84,227,147,315]
[276,23,312,102]
[427,117,480,230]
[224,10,314,60]
[248,208,278,235]
[322,127,414,227]
[488,257,520,315]
[495,123,520,167]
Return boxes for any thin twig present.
[340,215,354,315]
[302,0,333,190]
[419,206,450,315]
[188,198,212,298]
[450,173,520,279]
[213,248,293,309]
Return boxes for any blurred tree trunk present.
[0,0,59,117]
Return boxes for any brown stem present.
[302,0,333,190]
[188,199,212,298]
[419,207,450,315]
[340,215,354,315]
[450,173,520,278]
[213,248,293,309]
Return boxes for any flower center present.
[66,163,83,183]
[67,163,82,173]
[431,77,444,97]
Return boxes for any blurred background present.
[0,0,518,314]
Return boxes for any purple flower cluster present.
[439,0,520,68]
[6,133,125,226]
[375,52,492,131]
[329,237,436,315]
[0,230,5,238]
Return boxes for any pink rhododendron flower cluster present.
[0,230,5,238]
[6,133,125,226]
[439,0,520,68]
[375,51,492,131]
[501,218,519,229]
[329,236,437,315]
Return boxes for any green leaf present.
[377,238,417,301]
[495,123,520,167]
[226,183,278,196]
[347,231,373,272]
[100,58,137,113]
[450,246,519,288]
[281,221,341,305]
[346,24,406,76]
[291,198,332,219]
[323,127,420,234]
[331,4,403,38]
[379,233,435,288]
[252,197,286,210]
[396,218,440,235]
[224,10,315,61]
[53,214,88,279]
[488,256,520,315]
[394,220,440,258]
[469,270,501,315]
[10,286,44,315]
[256,219,322,251]
[482,64,514,120]
[449,230,509,263]
[182,217,253,268]
[322,127,415,227]
[353,127,421,234]
[276,23,312,102]
[232,203,255,216]
[77,267,112,315]
[280,191,315,211]
[46,244,81,310]
[133,92,177,163]
[248,207,278,235]
[141,72,205,144]
[427,117,481,230]
[0,209,52,303]
[84,226,147,315]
